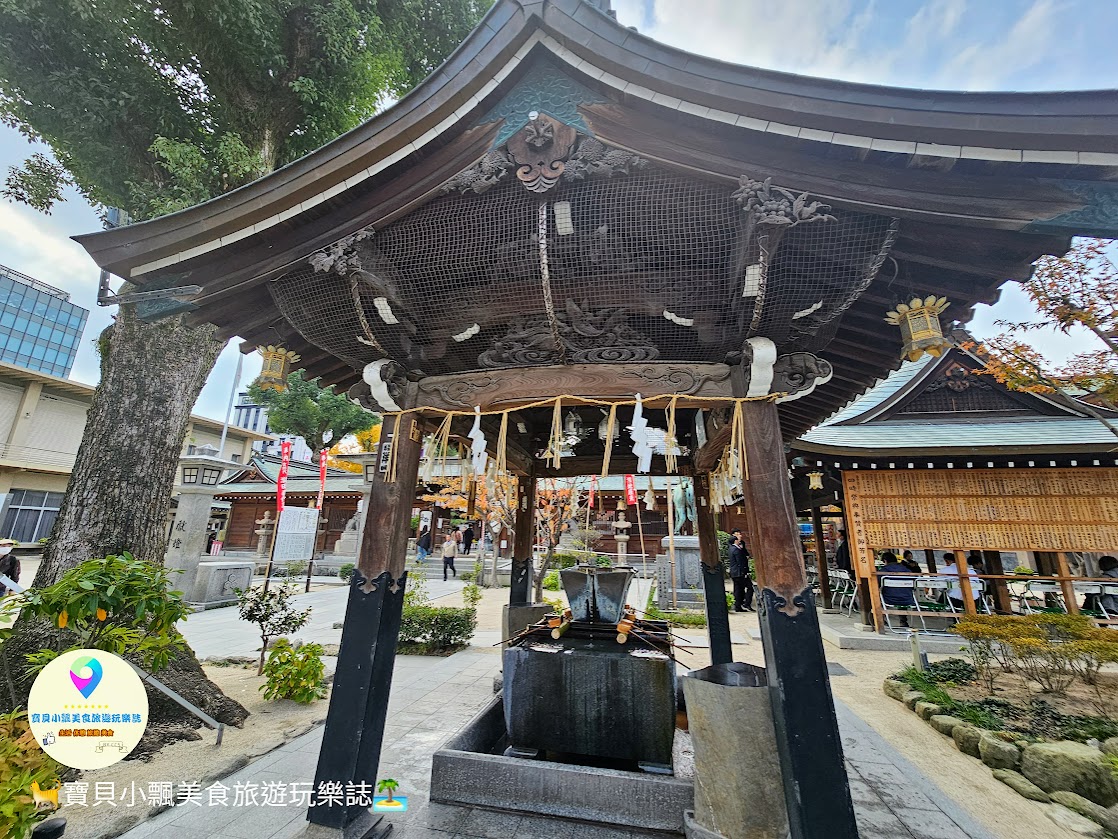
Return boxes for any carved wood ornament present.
[506,113,579,193]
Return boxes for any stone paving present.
[117,636,997,839]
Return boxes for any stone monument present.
[657,535,704,609]
[613,508,632,563]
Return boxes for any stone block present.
[902,690,924,710]
[952,725,982,758]
[979,733,1020,770]
[683,663,788,839]
[501,603,550,644]
[1051,791,1118,834]
[882,679,910,701]
[992,769,1051,802]
[915,702,942,721]
[430,696,692,833]
[1043,804,1108,837]
[928,715,964,736]
[1021,741,1118,806]
[188,561,254,608]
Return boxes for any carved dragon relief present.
[479,299,659,368]
[620,365,731,395]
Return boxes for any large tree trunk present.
[1,305,250,731]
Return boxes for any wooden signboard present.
[842,467,1118,553]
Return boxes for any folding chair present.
[1019,581,1067,614]
[831,570,854,613]
[1100,585,1118,625]
[911,577,957,633]
[972,578,994,615]
[1073,582,1105,619]
[879,578,923,634]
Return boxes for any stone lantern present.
[168,449,253,609]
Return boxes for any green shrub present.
[338,563,355,582]
[459,570,476,582]
[553,552,580,569]
[894,666,1004,731]
[7,552,188,675]
[0,711,62,839]
[595,555,613,567]
[645,588,706,626]
[260,639,328,703]
[399,605,477,653]
[462,583,482,609]
[542,595,564,611]
[236,582,312,675]
[922,658,976,684]
[543,571,561,591]
[410,515,420,531]
[725,592,734,611]
[717,530,732,561]
[283,559,308,578]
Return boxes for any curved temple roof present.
[73,0,1118,438]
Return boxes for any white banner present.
[273,507,319,563]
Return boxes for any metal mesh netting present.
[269,161,896,378]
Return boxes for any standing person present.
[453,526,463,554]
[442,531,458,581]
[901,550,921,573]
[416,527,432,564]
[462,524,475,556]
[729,535,754,612]
[0,538,19,597]
[834,531,852,573]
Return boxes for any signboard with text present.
[273,506,320,563]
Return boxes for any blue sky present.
[0,0,1115,419]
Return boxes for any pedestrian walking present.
[442,531,458,581]
[462,524,475,556]
[416,527,432,563]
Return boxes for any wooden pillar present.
[811,506,832,609]
[983,550,1013,613]
[1057,552,1080,614]
[695,472,732,665]
[509,473,536,605]
[924,549,937,574]
[310,410,423,833]
[953,550,977,615]
[740,399,857,839]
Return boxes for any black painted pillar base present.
[509,557,531,606]
[758,586,858,839]
[309,570,406,830]
[701,562,733,665]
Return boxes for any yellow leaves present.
[57,611,67,629]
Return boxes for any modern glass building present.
[0,264,88,377]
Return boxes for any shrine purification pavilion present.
[75,1,1118,837]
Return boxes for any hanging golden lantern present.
[807,470,824,491]
[256,345,300,391]
[884,296,951,362]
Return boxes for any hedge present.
[399,605,477,653]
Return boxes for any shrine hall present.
[76,1,1118,838]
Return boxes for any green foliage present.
[236,583,312,674]
[283,559,308,578]
[543,571,561,591]
[0,710,62,839]
[410,516,421,531]
[6,552,188,673]
[595,555,613,567]
[337,563,355,582]
[980,697,1118,743]
[398,606,476,653]
[645,585,707,626]
[1013,566,1035,575]
[725,591,734,611]
[404,573,429,608]
[542,595,564,612]
[553,552,580,569]
[0,0,489,218]
[249,370,376,456]
[921,658,977,685]
[260,639,328,704]
[894,667,1005,731]
[462,583,482,610]
[458,570,476,583]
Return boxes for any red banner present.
[624,474,638,506]
[276,440,293,512]
[316,449,328,510]
[588,475,597,509]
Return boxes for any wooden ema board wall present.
[843,468,1118,574]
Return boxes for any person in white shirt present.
[941,552,979,610]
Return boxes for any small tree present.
[249,370,377,458]
[532,480,582,603]
[975,238,1118,439]
[236,583,312,675]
